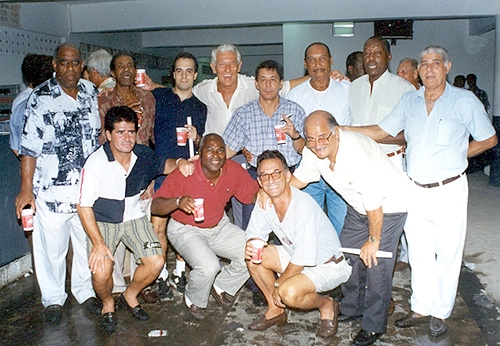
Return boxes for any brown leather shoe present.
[317,300,339,339]
[210,286,234,307]
[186,303,206,319]
[248,312,287,331]
[395,311,430,328]
[388,298,395,315]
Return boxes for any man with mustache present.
[15,43,101,324]
[287,42,351,236]
[98,53,168,302]
[151,134,259,320]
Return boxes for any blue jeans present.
[302,177,347,235]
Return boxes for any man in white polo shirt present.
[77,106,191,331]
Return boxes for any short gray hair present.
[87,49,112,77]
[211,44,241,65]
[399,58,418,71]
[419,46,450,66]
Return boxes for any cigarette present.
[281,114,292,121]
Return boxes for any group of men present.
[12,35,496,346]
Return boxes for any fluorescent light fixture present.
[333,22,354,37]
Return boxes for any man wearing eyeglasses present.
[245,150,351,339]
[15,43,101,324]
[291,110,408,346]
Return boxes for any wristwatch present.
[368,236,380,243]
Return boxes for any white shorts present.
[275,245,351,292]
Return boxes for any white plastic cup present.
[176,127,188,146]
[249,238,265,264]
[148,329,168,337]
[21,208,34,231]
[136,69,146,87]
[274,125,287,144]
[193,198,205,222]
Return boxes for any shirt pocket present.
[436,119,461,146]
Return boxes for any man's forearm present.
[366,207,383,241]
[20,155,36,193]
[343,125,390,142]
[151,197,178,216]
[468,134,498,158]
[277,263,304,285]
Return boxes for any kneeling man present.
[77,106,185,331]
[245,150,351,338]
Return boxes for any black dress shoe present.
[247,312,287,331]
[82,297,102,315]
[353,329,383,346]
[45,304,62,324]
[338,313,363,322]
[118,293,149,321]
[101,312,117,332]
[210,286,234,307]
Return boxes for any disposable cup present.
[136,69,146,87]
[249,238,265,264]
[21,208,34,231]
[176,127,188,146]
[274,125,287,144]
[193,198,204,222]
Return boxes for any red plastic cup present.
[136,69,146,87]
[176,127,188,146]
[274,125,287,144]
[249,238,265,264]
[21,208,34,231]
[193,198,205,222]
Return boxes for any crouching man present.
[77,106,190,331]
[245,150,351,338]
[151,133,259,320]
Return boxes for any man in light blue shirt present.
[347,46,497,340]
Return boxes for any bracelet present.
[175,158,182,166]
[291,134,301,141]
[274,280,279,289]
[176,196,181,207]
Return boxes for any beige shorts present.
[90,215,162,264]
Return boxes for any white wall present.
[283,20,495,104]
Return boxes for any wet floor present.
[1,257,499,346]
[2,172,500,345]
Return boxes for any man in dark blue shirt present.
[151,52,207,293]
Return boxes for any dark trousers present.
[339,206,407,333]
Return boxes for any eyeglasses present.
[258,170,283,182]
[305,131,333,148]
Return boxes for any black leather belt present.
[324,254,344,264]
[410,171,465,188]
